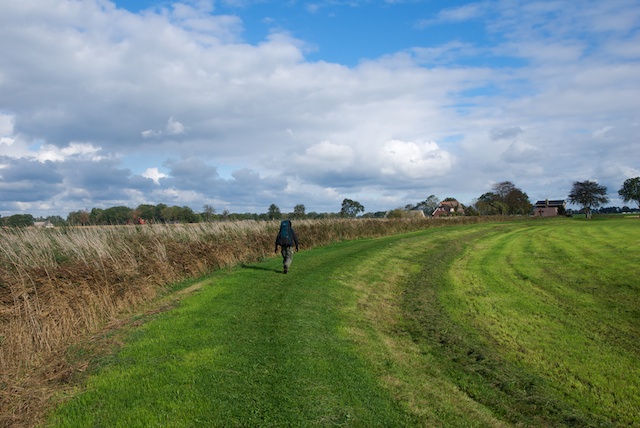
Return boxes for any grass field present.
[3,217,486,426]
[44,217,639,426]
[445,219,639,426]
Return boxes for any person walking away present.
[274,220,299,274]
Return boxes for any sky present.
[1,0,639,218]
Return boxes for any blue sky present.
[115,1,486,65]
[108,0,484,73]
[1,0,639,217]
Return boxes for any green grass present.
[445,219,640,427]
[48,238,422,427]
[46,218,640,427]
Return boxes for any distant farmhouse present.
[432,199,465,217]
[534,199,566,217]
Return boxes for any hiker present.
[274,219,299,274]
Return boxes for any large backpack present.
[277,220,293,246]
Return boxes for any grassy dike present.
[45,218,639,427]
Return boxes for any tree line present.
[19,199,366,226]
[2,178,639,228]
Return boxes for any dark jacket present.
[275,220,299,251]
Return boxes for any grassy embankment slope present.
[47,218,639,427]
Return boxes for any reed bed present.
[0,216,496,427]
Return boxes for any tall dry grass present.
[0,216,500,427]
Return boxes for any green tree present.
[568,180,609,219]
[340,198,364,218]
[6,214,34,227]
[155,203,168,222]
[386,209,405,219]
[203,204,216,222]
[618,177,640,211]
[89,207,105,225]
[504,188,532,215]
[67,210,90,225]
[268,204,281,220]
[177,206,198,223]
[493,181,533,215]
[136,204,158,222]
[473,182,531,215]
[414,195,440,216]
[45,215,66,226]
[101,206,133,224]
[166,206,181,222]
[464,205,479,216]
[293,204,306,219]
[473,192,508,215]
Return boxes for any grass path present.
[48,236,425,427]
[46,218,639,427]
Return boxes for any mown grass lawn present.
[444,218,640,427]
[46,217,639,427]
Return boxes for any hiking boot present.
[284,266,288,274]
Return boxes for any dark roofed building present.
[534,199,566,217]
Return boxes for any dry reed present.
[0,216,499,427]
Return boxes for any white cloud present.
[380,140,454,179]
[166,117,187,135]
[501,140,543,163]
[592,126,613,139]
[141,117,187,138]
[35,143,104,163]
[0,114,13,136]
[410,41,481,65]
[299,141,354,170]
[416,3,487,28]
[142,167,168,184]
[0,114,15,147]
[436,3,486,23]
[0,0,639,216]
[306,4,321,14]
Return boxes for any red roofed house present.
[432,200,465,217]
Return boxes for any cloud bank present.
[0,0,639,217]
